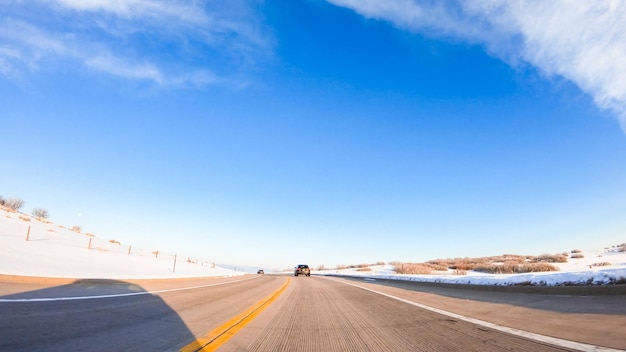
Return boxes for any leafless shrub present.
[570,253,585,259]
[317,264,326,270]
[527,263,559,272]
[592,262,612,267]
[393,263,434,275]
[72,225,81,233]
[474,262,559,274]
[393,252,573,276]
[109,239,121,245]
[19,215,30,222]
[31,208,49,219]
[5,198,24,211]
[356,267,371,272]
[427,259,451,267]
[336,264,348,270]
[394,263,432,275]
[427,254,530,271]
[449,262,474,270]
[474,263,514,274]
[534,253,568,263]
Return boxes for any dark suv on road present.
[294,264,311,276]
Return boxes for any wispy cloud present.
[54,0,209,24]
[0,0,269,88]
[85,53,164,83]
[328,0,626,129]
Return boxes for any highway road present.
[0,274,624,351]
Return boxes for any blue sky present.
[2,0,626,270]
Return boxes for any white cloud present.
[84,52,224,88]
[0,18,68,57]
[0,18,70,79]
[52,0,209,25]
[0,46,22,79]
[85,53,164,83]
[328,0,626,129]
[0,1,268,88]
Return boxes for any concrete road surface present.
[1,274,624,351]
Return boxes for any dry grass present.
[393,263,435,275]
[426,254,532,271]
[19,215,30,222]
[392,252,567,275]
[592,262,612,267]
[109,239,121,245]
[570,253,585,259]
[330,262,386,270]
[534,253,568,263]
[392,262,451,274]
[473,262,559,274]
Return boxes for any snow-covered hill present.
[1,208,625,285]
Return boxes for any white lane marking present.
[329,277,622,352]
[0,276,260,303]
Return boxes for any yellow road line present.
[181,277,291,352]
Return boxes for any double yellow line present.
[181,277,291,352]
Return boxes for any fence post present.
[25,226,31,241]
[128,245,132,255]
[88,238,92,249]
[173,254,177,273]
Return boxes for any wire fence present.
[1,209,216,273]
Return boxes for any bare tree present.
[0,196,5,206]
[5,198,24,211]
[32,208,49,219]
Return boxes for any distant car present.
[257,269,264,274]
[294,264,310,276]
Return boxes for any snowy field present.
[0,209,243,279]
[1,209,625,285]
[315,249,626,286]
